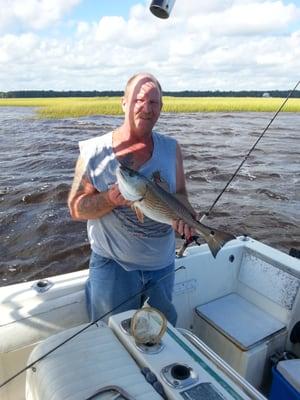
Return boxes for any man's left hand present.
[172,219,195,240]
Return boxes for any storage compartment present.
[269,360,300,400]
[194,293,287,389]
[192,246,300,390]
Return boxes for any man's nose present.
[143,101,151,113]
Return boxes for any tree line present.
[1,90,300,98]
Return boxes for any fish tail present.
[199,225,236,258]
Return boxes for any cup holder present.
[171,364,191,380]
[161,363,198,389]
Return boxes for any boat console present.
[109,310,265,400]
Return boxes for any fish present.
[116,165,235,258]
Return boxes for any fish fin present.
[132,204,145,223]
[174,193,196,216]
[151,170,162,182]
[151,171,170,192]
[199,225,236,258]
[156,180,170,192]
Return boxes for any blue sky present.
[70,1,136,21]
[0,0,300,91]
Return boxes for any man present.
[68,73,193,326]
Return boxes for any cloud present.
[0,0,299,91]
[0,33,38,63]
[95,16,127,43]
[186,1,300,36]
[0,0,82,32]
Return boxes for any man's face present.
[123,76,162,136]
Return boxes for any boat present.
[0,236,299,399]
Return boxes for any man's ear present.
[121,96,127,112]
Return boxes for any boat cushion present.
[26,323,162,400]
[277,359,300,392]
[195,293,286,350]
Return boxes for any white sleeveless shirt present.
[79,130,177,271]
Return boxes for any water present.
[0,107,299,286]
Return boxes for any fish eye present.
[129,171,135,177]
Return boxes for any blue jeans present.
[85,251,177,326]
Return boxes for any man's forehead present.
[130,75,160,95]
[138,81,158,93]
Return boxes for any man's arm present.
[68,157,130,221]
[172,143,196,239]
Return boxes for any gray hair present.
[124,73,162,98]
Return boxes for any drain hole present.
[37,280,48,288]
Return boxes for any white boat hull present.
[0,237,299,399]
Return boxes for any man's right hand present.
[106,184,132,207]
[68,157,133,221]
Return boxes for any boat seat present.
[194,292,288,388]
[195,293,286,351]
[26,322,162,400]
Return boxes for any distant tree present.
[1,90,300,98]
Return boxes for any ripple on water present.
[1,108,299,285]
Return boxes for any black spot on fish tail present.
[204,228,236,258]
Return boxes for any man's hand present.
[68,156,133,221]
[172,219,196,240]
[106,184,132,207]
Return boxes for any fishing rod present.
[202,80,300,219]
[176,81,300,255]
[0,265,185,389]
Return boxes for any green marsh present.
[0,96,299,118]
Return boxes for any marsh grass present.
[163,97,300,113]
[0,96,299,118]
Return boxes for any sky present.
[0,0,300,91]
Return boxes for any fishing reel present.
[176,235,202,258]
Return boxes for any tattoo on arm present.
[77,191,113,215]
[68,157,115,219]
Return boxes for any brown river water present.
[0,107,299,286]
